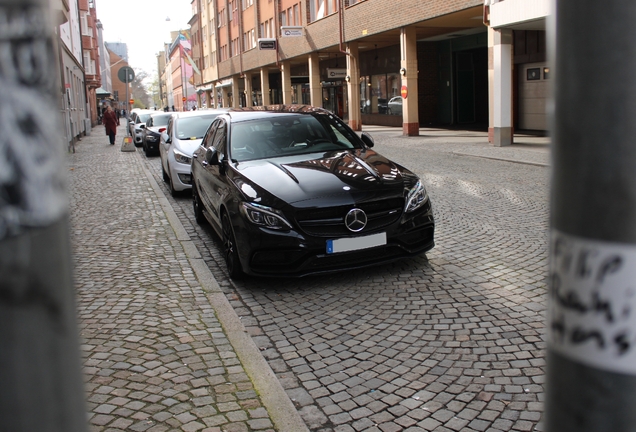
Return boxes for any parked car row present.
[144,105,435,280]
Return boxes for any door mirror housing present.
[205,146,220,165]
[361,132,375,148]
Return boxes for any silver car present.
[387,96,403,116]
[159,110,225,196]
[128,109,153,147]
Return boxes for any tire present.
[192,185,205,224]
[169,174,179,197]
[222,212,243,280]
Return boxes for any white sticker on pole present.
[548,230,636,374]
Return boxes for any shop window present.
[360,73,400,115]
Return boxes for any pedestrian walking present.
[102,105,120,145]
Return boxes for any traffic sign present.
[118,66,135,83]
[182,97,187,102]
[401,85,408,99]
[129,99,134,104]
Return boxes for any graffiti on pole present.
[0,4,67,241]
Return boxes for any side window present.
[203,119,220,148]
[212,120,227,156]
[166,117,174,137]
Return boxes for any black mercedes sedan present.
[191,105,434,278]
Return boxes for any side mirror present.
[161,132,170,144]
[139,124,146,129]
[205,146,220,165]
[361,132,375,148]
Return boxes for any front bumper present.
[235,202,435,277]
[168,156,192,191]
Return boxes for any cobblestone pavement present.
[67,123,307,432]
[140,125,551,432]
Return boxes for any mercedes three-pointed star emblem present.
[345,208,367,232]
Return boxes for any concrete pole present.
[281,61,292,105]
[308,53,322,108]
[546,1,636,431]
[492,28,513,147]
[346,42,361,131]
[260,67,271,106]
[400,27,419,136]
[0,0,88,430]
[231,75,240,107]
[244,72,253,107]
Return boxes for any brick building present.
[185,0,548,141]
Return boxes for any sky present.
[96,0,193,82]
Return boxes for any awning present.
[96,87,111,97]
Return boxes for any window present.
[80,12,91,36]
[280,11,286,26]
[287,8,293,25]
[294,4,300,26]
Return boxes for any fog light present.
[178,173,192,184]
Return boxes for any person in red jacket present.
[102,105,120,145]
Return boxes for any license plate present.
[326,232,387,254]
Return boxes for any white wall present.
[490,0,550,29]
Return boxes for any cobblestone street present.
[69,123,550,432]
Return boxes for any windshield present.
[175,114,220,140]
[229,113,363,162]
[138,113,152,123]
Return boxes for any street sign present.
[129,99,134,104]
[401,85,408,99]
[258,38,276,50]
[182,97,187,102]
[118,66,135,83]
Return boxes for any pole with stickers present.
[0,0,88,430]
[546,1,636,431]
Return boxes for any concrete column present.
[221,86,230,108]
[492,28,513,147]
[260,67,271,106]
[400,27,419,136]
[308,53,322,108]
[210,86,217,108]
[281,61,292,105]
[346,42,361,131]
[244,73,253,107]
[232,75,241,107]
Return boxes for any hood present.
[174,138,203,156]
[233,149,414,207]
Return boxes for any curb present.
[139,151,309,432]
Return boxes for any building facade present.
[57,0,91,145]
[79,0,102,127]
[169,0,550,142]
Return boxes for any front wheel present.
[192,185,205,224]
[222,213,243,280]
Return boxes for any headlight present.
[240,202,292,230]
[404,180,429,213]
[173,149,192,164]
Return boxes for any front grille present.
[295,198,403,237]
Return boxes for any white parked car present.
[159,110,225,196]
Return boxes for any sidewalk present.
[361,124,551,168]
[67,123,307,432]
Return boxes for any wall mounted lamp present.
[400,68,407,76]
[345,75,350,82]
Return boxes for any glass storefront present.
[360,73,400,115]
